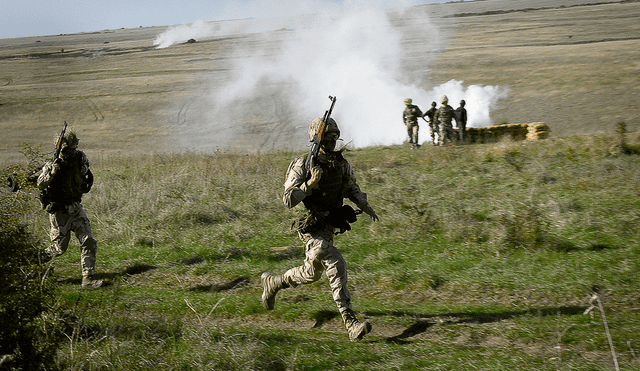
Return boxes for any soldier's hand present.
[363,204,379,222]
[51,159,62,176]
[307,156,322,189]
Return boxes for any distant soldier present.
[434,95,455,146]
[402,98,423,149]
[423,101,438,146]
[261,117,379,341]
[37,130,103,287]
[455,100,468,144]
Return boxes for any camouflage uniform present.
[423,102,438,146]
[261,117,378,341]
[402,99,423,148]
[37,132,102,287]
[435,96,456,146]
[455,100,468,144]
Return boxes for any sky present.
[1,0,451,39]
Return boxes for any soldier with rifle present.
[261,96,379,341]
[36,124,103,287]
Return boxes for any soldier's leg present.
[45,211,72,258]
[438,126,445,146]
[413,125,419,147]
[406,125,413,144]
[282,232,329,286]
[322,246,371,341]
[263,230,329,310]
[69,203,102,287]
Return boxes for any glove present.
[306,156,322,189]
[363,204,379,222]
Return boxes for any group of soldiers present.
[34,114,379,341]
[403,95,467,148]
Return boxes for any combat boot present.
[82,275,103,288]
[342,308,372,341]
[261,271,289,310]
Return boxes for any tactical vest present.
[302,152,347,214]
[47,151,86,206]
[437,105,455,126]
[403,105,422,125]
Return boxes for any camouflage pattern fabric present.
[403,104,423,145]
[37,148,98,278]
[45,202,98,277]
[281,151,372,314]
[435,104,456,146]
[424,106,438,144]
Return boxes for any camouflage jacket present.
[435,104,455,127]
[403,104,423,126]
[424,107,437,125]
[283,151,370,225]
[37,149,90,207]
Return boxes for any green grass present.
[5,133,640,370]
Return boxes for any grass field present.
[1,0,640,369]
[3,132,639,370]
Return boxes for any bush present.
[0,189,60,370]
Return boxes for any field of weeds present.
[3,133,639,370]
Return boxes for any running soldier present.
[261,117,379,341]
[434,95,456,146]
[37,130,103,287]
[402,98,423,149]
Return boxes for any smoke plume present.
[154,0,509,151]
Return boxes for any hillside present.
[1,0,639,167]
[3,133,640,369]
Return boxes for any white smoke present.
[155,0,509,150]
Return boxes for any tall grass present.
[5,133,640,370]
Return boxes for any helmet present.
[404,98,412,105]
[59,130,79,149]
[431,101,437,107]
[308,117,339,142]
[440,95,448,104]
[460,100,466,106]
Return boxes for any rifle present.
[39,122,68,208]
[305,96,336,179]
[53,121,68,162]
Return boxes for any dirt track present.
[1,0,638,166]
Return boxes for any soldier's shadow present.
[364,305,586,344]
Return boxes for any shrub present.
[0,186,60,370]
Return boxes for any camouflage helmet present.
[57,130,79,149]
[440,95,448,104]
[308,117,339,142]
[431,101,437,107]
[404,98,412,105]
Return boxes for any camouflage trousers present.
[282,227,353,315]
[429,123,439,145]
[45,202,98,277]
[438,124,455,146]
[405,123,419,145]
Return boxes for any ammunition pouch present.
[82,169,93,193]
[292,205,362,235]
[39,188,51,210]
[327,205,362,235]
